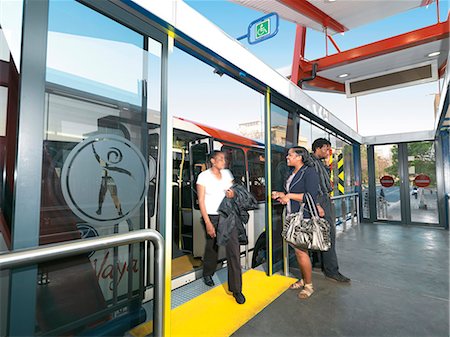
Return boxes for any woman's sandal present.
[289,279,304,290]
[298,284,314,299]
[289,279,305,290]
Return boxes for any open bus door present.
[188,138,212,259]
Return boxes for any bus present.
[11,84,283,332]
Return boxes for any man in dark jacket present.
[311,138,350,283]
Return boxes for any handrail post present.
[152,233,164,337]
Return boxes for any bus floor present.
[233,223,449,337]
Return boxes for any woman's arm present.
[197,184,216,238]
[272,191,304,205]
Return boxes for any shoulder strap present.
[304,193,319,218]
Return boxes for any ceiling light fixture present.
[427,51,441,57]
[338,73,349,78]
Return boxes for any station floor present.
[130,222,449,337]
[233,223,449,337]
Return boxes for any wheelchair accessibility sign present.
[255,19,270,40]
[61,135,149,225]
[237,12,279,45]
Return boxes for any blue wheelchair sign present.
[237,12,279,45]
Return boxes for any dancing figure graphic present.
[92,143,133,216]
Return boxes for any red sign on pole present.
[380,175,395,187]
[414,174,431,187]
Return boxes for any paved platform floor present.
[233,223,449,337]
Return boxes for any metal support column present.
[398,143,410,224]
[264,89,273,276]
[353,144,362,223]
[367,145,377,223]
[8,1,49,335]
[159,32,173,336]
[436,131,449,228]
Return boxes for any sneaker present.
[203,275,215,287]
[325,272,351,283]
[233,292,246,304]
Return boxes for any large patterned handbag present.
[282,193,331,251]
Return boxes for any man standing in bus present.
[311,138,351,283]
[196,151,245,304]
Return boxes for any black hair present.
[289,146,313,167]
[312,138,331,152]
[209,150,224,161]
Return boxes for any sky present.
[183,0,449,137]
[36,0,450,138]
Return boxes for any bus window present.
[247,150,265,202]
[222,145,246,186]
[191,142,208,209]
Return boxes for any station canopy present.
[232,0,449,97]
[232,0,450,130]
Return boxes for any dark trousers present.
[317,194,340,276]
[202,215,242,293]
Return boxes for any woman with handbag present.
[272,146,324,299]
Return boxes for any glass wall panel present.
[168,45,265,275]
[311,123,328,143]
[38,1,162,334]
[361,145,370,219]
[270,103,294,273]
[408,141,439,224]
[298,118,311,150]
[374,145,401,221]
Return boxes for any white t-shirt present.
[196,168,234,215]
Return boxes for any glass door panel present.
[407,141,439,224]
[374,145,401,221]
[39,1,162,334]
[270,103,295,273]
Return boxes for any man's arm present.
[197,184,216,238]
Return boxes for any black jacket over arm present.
[217,183,258,246]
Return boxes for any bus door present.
[188,138,213,259]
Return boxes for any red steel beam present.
[0,60,9,87]
[327,34,341,53]
[302,20,449,72]
[438,61,447,78]
[291,25,307,85]
[278,0,347,33]
[421,0,434,6]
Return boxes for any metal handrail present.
[0,229,165,337]
[331,193,360,226]
[330,192,358,200]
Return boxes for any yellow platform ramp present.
[130,269,295,337]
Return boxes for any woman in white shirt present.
[196,151,245,304]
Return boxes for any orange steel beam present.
[302,21,449,72]
[291,25,307,85]
[278,0,347,33]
